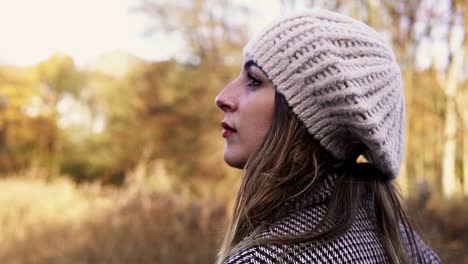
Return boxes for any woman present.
[215,9,441,264]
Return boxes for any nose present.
[215,81,237,112]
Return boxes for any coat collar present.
[272,170,340,222]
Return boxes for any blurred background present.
[0,0,467,263]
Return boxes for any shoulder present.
[222,243,323,264]
[418,240,442,264]
[222,236,387,264]
[221,205,389,263]
[221,246,259,264]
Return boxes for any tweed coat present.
[223,172,442,264]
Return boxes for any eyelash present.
[247,72,261,87]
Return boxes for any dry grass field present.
[0,167,230,264]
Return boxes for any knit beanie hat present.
[244,9,405,179]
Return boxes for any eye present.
[247,72,262,87]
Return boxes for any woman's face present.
[215,58,276,169]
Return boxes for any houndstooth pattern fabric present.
[223,173,442,264]
[244,9,405,179]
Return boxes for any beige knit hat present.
[244,9,405,179]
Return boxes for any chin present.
[224,151,247,169]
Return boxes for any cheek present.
[242,94,275,148]
[245,114,272,144]
[252,90,275,121]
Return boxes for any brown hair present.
[217,92,422,264]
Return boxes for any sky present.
[0,0,182,67]
[0,0,283,68]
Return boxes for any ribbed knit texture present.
[244,9,405,179]
[223,172,442,264]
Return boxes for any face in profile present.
[215,58,276,169]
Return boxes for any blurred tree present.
[35,54,86,177]
[462,81,468,197]
[140,0,250,63]
[0,65,58,174]
[430,0,467,199]
[458,2,468,197]
[88,57,237,184]
[36,54,83,99]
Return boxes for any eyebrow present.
[243,60,269,79]
[243,60,257,71]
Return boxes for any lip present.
[222,129,236,138]
[221,121,237,138]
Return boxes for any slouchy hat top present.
[244,9,405,179]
